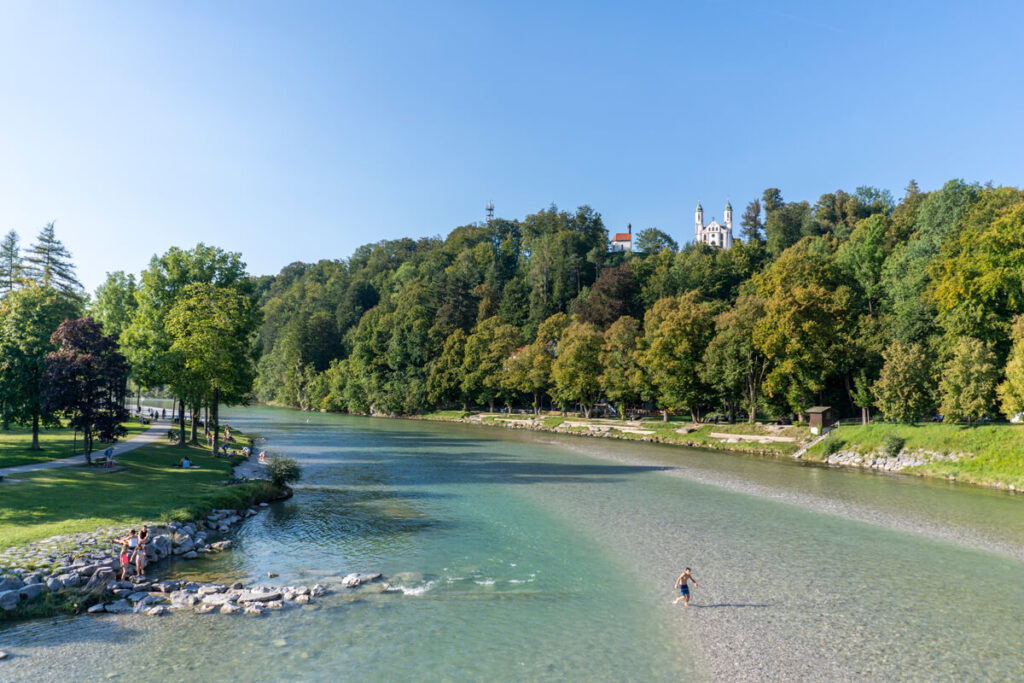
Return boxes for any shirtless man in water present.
[674,568,698,606]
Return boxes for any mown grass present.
[0,427,282,549]
[0,421,150,469]
[805,422,1024,488]
[418,410,471,420]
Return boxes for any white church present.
[695,201,734,249]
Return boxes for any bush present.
[266,455,302,488]
[823,435,846,455]
[882,433,905,458]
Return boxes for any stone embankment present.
[0,505,267,617]
[824,449,967,472]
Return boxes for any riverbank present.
[0,425,275,549]
[0,420,150,469]
[410,410,1024,494]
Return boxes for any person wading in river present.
[674,568,698,606]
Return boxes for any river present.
[2,406,1023,681]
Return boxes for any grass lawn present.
[806,422,1024,489]
[0,421,151,469]
[0,433,278,551]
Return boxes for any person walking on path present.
[674,568,698,607]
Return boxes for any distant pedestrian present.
[674,567,698,607]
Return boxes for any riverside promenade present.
[0,423,166,479]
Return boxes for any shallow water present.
[2,407,1023,681]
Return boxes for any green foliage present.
[266,455,302,488]
[882,433,905,458]
[0,230,23,294]
[90,271,138,339]
[872,340,936,424]
[551,321,604,417]
[998,315,1024,419]
[599,315,646,415]
[822,434,846,455]
[939,337,999,425]
[634,228,678,254]
[21,223,83,299]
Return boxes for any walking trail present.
[0,421,167,479]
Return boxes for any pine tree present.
[23,222,82,298]
[740,199,763,243]
[0,230,22,294]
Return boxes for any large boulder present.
[0,590,20,611]
[105,599,133,613]
[0,577,25,592]
[340,573,381,587]
[199,593,236,606]
[238,589,281,603]
[18,583,43,602]
[56,573,81,588]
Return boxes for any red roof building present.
[610,224,632,252]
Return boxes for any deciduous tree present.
[872,341,936,424]
[939,337,999,426]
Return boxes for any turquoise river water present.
[2,406,1023,681]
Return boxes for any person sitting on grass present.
[179,456,191,469]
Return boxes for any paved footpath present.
[0,422,168,478]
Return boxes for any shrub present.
[882,433,905,458]
[823,435,846,455]
[266,455,302,488]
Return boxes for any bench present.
[91,456,116,467]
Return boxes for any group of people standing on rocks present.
[115,526,149,580]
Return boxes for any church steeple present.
[695,202,704,242]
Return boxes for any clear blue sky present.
[2,1,1022,292]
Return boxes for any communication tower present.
[486,200,494,222]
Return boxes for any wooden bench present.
[91,455,116,467]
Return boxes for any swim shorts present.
[680,585,689,596]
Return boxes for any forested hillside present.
[252,181,1024,424]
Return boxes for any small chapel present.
[695,201,734,249]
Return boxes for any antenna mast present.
[486,200,494,222]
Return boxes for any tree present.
[939,338,999,425]
[634,228,678,254]
[761,188,783,216]
[22,222,83,299]
[739,199,763,243]
[165,283,261,455]
[574,263,639,329]
[91,271,138,338]
[122,244,252,444]
[930,192,1024,360]
[427,329,467,409]
[43,317,129,462]
[764,202,814,257]
[599,315,646,417]
[0,286,81,447]
[835,215,891,314]
[641,291,718,422]
[753,238,852,417]
[998,315,1024,420]
[0,230,23,294]
[503,342,552,414]
[701,296,770,423]
[551,321,604,418]
[872,341,936,424]
[461,316,520,412]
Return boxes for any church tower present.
[723,201,733,249]
[695,202,704,242]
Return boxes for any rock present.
[172,540,195,555]
[293,585,310,596]
[182,551,199,560]
[273,638,287,647]
[105,599,133,613]
[0,590,20,611]
[265,600,284,609]
[0,651,7,660]
[87,603,106,614]
[340,573,380,587]
[267,572,278,578]
[310,583,327,596]
[194,602,217,614]
[244,604,264,615]
[209,541,232,551]
[145,605,166,616]
[200,593,237,606]
[230,581,244,590]
[294,594,310,604]
[83,569,115,594]
[45,577,62,592]
[197,585,225,596]
[0,577,25,592]
[127,591,150,603]
[18,583,43,602]
[238,589,281,603]
[259,502,269,507]
[220,602,241,614]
